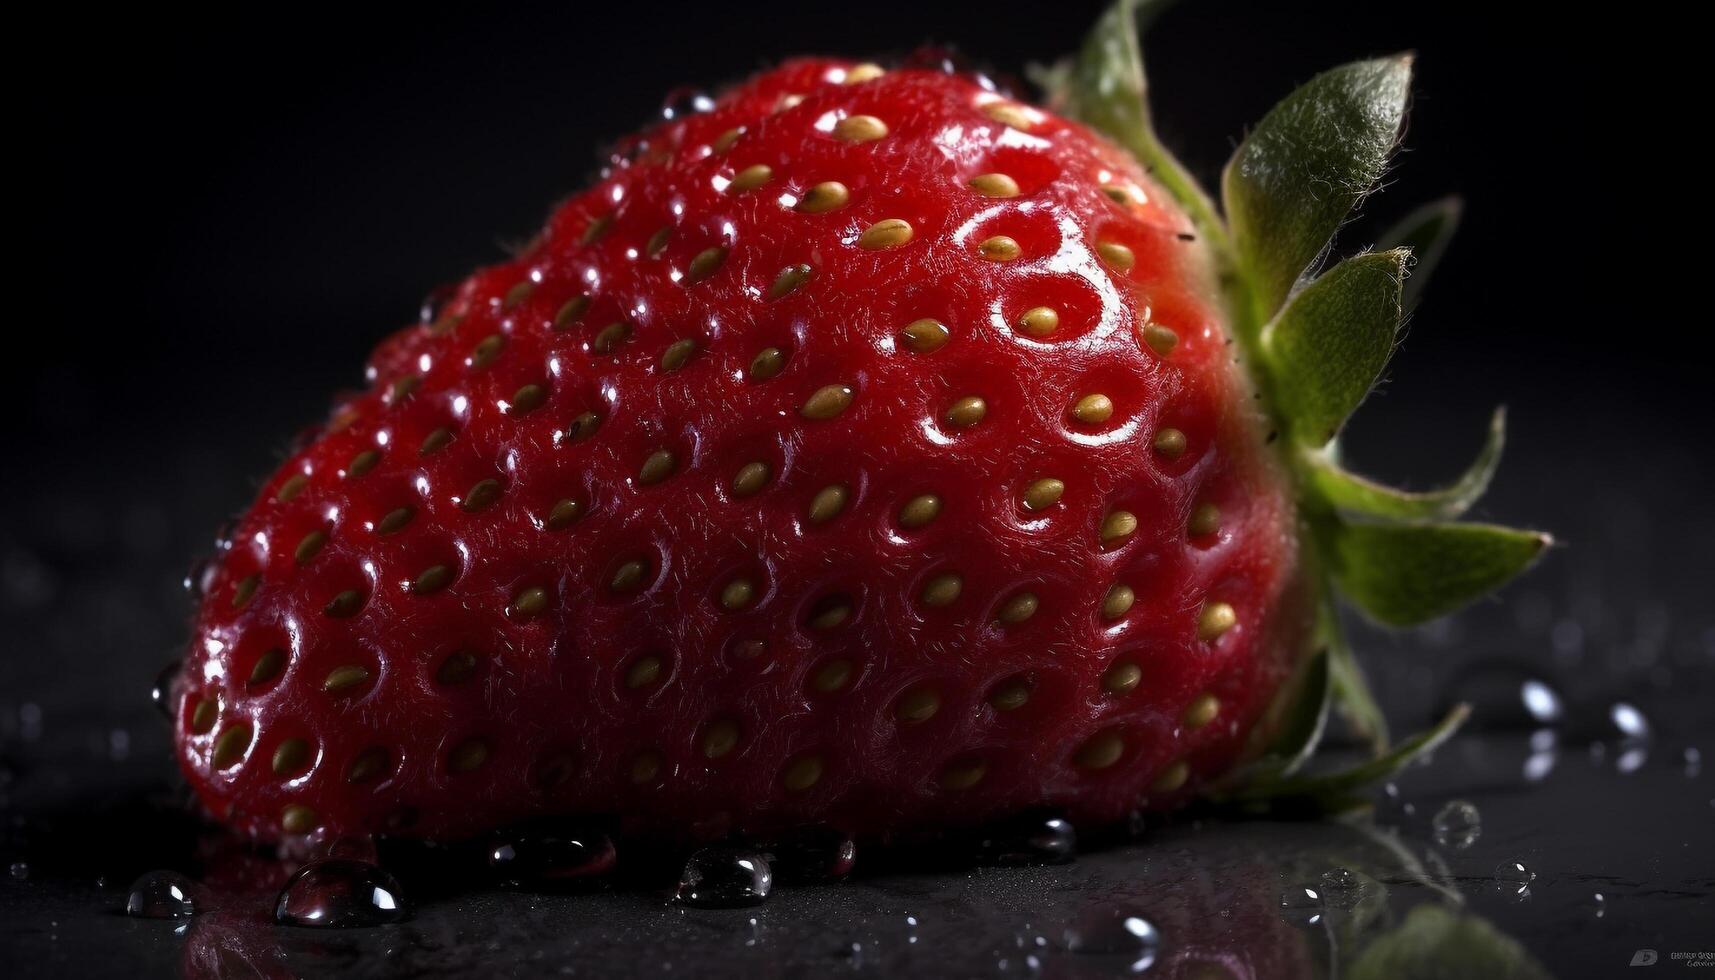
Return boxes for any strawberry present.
[172,1,1545,846]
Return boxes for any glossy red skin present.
[175,60,1307,844]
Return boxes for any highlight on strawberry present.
[170,0,1546,850]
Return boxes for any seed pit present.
[1021,478,1064,512]
[943,396,987,429]
[346,746,391,785]
[782,754,824,792]
[995,592,1039,625]
[968,173,1020,198]
[898,494,943,529]
[448,737,491,773]
[894,685,941,724]
[1198,602,1237,642]
[833,114,888,142]
[807,484,850,524]
[796,181,851,213]
[749,347,788,382]
[436,651,480,686]
[323,664,372,694]
[857,219,913,250]
[1074,730,1125,770]
[900,318,950,353]
[1102,661,1142,695]
[811,658,854,693]
[987,676,1031,712]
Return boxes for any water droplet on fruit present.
[124,870,202,918]
[418,283,456,325]
[10,861,28,880]
[1060,907,1159,972]
[1278,884,1324,926]
[1437,662,1564,730]
[975,811,1076,865]
[487,824,617,888]
[660,88,714,120]
[764,826,857,883]
[1432,799,1482,849]
[150,661,180,719]
[274,860,407,927]
[675,848,772,908]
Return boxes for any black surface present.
[6,0,1712,977]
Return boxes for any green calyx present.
[1041,0,1549,805]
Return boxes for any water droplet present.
[1493,860,1535,898]
[1608,702,1651,740]
[1278,884,1325,926]
[10,861,28,880]
[124,870,201,918]
[1432,799,1482,849]
[1617,744,1649,774]
[418,283,456,325]
[1319,867,1366,910]
[764,826,856,882]
[150,661,181,719]
[1592,892,1607,918]
[660,88,714,121]
[274,860,408,927]
[675,848,772,908]
[487,825,617,888]
[1060,907,1159,972]
[1437,663,1564,730]
[1684,747,1702,778]
[976,810,1076,865]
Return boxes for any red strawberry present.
[172,4,1543,846]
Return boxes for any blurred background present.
[4,0,1710,974]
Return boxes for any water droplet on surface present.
[1494,860,1535,897]
[274,860,407,928]
[487,825,617,888]
[976,811,1076,865]
[1592,892,1607,918]
[1278,884,1325,926]
[1060,907,1159,972]
[1432,799,1482,849]
[765,826,856,882]
[1608,702,1651,740]
[124,870,201,918]
[1685,747,1702,777]
[675,848,772,908]
[10,861,28,880]
[1319,867,1366,910]
[660,88,715,120]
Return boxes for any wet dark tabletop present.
[2,393,1712,978]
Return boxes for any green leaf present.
[1379,196,1462,309]
[1324,520,1550,626]
[1224,57,1413,315]
[1038,0,1228,251]
[1308,407,1507,522]
[1224,704,1469,808]
[1327,624,1389,752]
[1350,904,1553,980]
[1262,249,1406,447]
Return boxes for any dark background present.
[5,2,1711,976]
